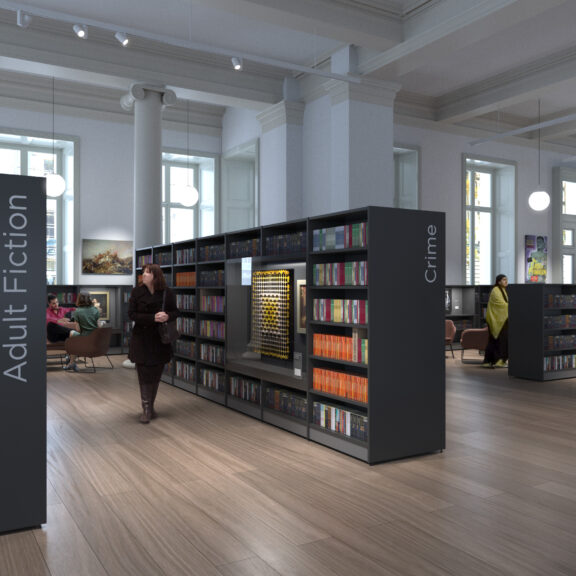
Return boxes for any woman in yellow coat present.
[483,274,509,368]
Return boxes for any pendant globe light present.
[179,101,199,208]
[528,99,551,211]
[46,77,66,198]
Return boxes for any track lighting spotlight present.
[115,32,129,47]
[73,24,88,39]
[17,10,32,29]
[231,57,243,71]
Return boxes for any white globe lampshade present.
[178,185,199,208]
[46,173,66,198]
[528,190,550,211]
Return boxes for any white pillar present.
[257,100,304,225]
[121,84,176,249]
[325,78,400,210]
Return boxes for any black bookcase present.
[509,283,576,381]
[135,206,446,464]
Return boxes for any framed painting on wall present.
[90,291,110,322]
[296,279,307,334]
[82,239,133,275]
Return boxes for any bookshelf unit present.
[307,207,445,463]
[196,235,227,404]
[509,284,576,381]
[137,206,445,464]
[172,239,197,393]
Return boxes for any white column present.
[257,100,305,225]
[121,84,176,249]
[325,78,400,210]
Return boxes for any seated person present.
[64,292,101,372]
[46,293,79,343]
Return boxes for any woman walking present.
[128,264,179,423]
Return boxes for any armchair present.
[65,327,114,372]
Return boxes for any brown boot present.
[139,384,153,424]
[150,381,160,419]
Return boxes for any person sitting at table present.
[46,293,79,343]
[64,292,101,372]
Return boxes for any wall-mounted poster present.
[82,239,133,275]
[525,235,547,283]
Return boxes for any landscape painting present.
[82,239,133,275]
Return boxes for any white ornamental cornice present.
[324,77,401,107]
[257,101,305,133]
[120,84,177,112]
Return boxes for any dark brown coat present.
[128,285,179,366]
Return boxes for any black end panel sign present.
[0,175,47,533]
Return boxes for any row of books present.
[175,271,196,287]
[174,359,195,383]
[154,252,172,266]
[544,354,576,372]
[174,339,195,358]
[312,222,368,252]
[137,254,153,267]
[198,243,226,262]
[312,402,368,442]
[229,238,261,259]
[312,261,368,287]
[312,333,368,364]
[51,291,77,304]
[543,315,576,329]
[546,293,576,308]
[177,317,196,336]
[199,367,226,392]
[175,247,195,265]
[176,293,196,311]
[264,388,307,420]
[545,334,576,351]
[312,367,368,403]
[198,269,225,287]
[199,319,225,339]
[263,231,306,256]
[199,295,225,313]
[312,298,368,324]
[229,376,261,403]
[199,343,225,365]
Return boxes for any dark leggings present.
[136,363,165,386]
[484,321,509,364]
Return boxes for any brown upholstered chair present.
[65,327,114,372]
[47,340,68,367]
[460,326,489,362]
[445,319,457,358]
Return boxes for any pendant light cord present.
[538,99,541,187]
[52,77,56,173]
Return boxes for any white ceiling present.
[3,0,576,150]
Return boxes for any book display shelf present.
[136,206,445,464]
[509,284,576,381]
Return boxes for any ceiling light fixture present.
[178,101,199,208]
[16,10,32,29]
[46,78,66,198]
[73,24,88,39]
[528,99,551,212]
[114,32,129,47]
[231,57,243,71]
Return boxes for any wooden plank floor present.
[2,355,576,575]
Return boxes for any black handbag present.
[159,290,179,344]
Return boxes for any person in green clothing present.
[64,292,101,371]
[483,274,509,368]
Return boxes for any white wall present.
[394,122,566,284]
[221,108,260,153]
[1,99,221,285]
